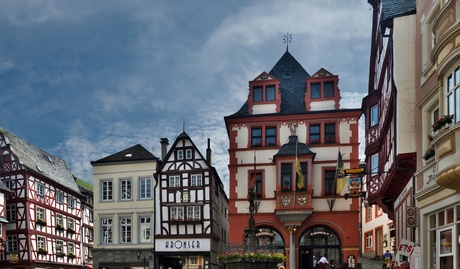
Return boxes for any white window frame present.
[371,105,379,126]
[446,67,460,124]
[120,178,132,200]
[139,216,152,243]
[187,206,200,221]
[366,232,373,250]
[120,217,132,244]
[56,192,63,204]
[169,176,180,187]
[36,207,45,222]
[56,240,64,254]
[37,236,46,249]
[56,214,64,226]
[101,180,113,201]
[101,218,113,244]
[371,154,379,176]
[139,177,152,199]
[6,204,15,222]
[68,197,75,209]
[67,242,74,255]
[7,235,17,252]
[171,207,184,221]
[36,182,45,197]
[177,150,183,160]
[68,218,75,230]
[191,174,202,186]
[186,149,192,159]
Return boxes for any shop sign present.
[396,238,415,257]
[156,238,210,252]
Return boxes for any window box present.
[56,224,64,231]
[67,252,76,259]
[56,252,66,257]
[38,248,47,255]
[432,114,454,132]
[325,138,336,144]
[66,228,75,234]
[282,186,291,192]
[252,143,262,147]
[423,148,435,161]
[266,142,276,146]
[310,139,321,144]
[36,219,46,226]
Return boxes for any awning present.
[436,166,460,191]
[0,217,9,223]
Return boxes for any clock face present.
[281,196,291,206]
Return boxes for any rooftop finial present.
[283,32,292,52]
[183,121,185,132]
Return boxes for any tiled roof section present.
[0,127,81,194]
[381,0,416,20]
[91,144,158,164]
[229,51,310,117]
[274,136,316,159]
[0,180,12,192]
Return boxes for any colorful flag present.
[336,150,347,194]
[296,156,304,189]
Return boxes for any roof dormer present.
[247,72,281,115]
[305,68,341,111]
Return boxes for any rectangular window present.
[37,236,46,249]
[253,86,263,101]
[139,217,152,243]
[177,150,183,160]
[68,197,75,209]
[171,207,184,221]
[190,257,198,264]
[67,242,74,255]
[311,83,321,98]
[251,173,263,197]
[139,178,152,199]
[56,240,64,255]
[68,218,75,230]
[324,170,336,195]
[187,206,201,221]
[371,154,379,176]
[169,176,180,187]
[265,127,276,146]
[251,128,262,147]
[447,67,460,123]
[371,105,379,126]
[367,206,373,220]
[324,81,334,97]
[56,192,63,204]
[324,123,336,143]
[6,204,15,222]
[191,174,202,186]
[266,85,276,101]
[4,181,13,197]
[56,214,64,227]
[7,235,17,252]
[366,232,373,250]
[36,183,44,197]
[101,218,113,244]
[186,149,192,159]
[36,207,45,222]
[101,180,113,201]
[281,164,292,192]
[120,217,132,244]
[120,179,132,200]
[309,124,320,144]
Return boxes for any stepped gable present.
[0,127,81,194]
[91,144,158,164]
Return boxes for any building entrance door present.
[298,226,341,269]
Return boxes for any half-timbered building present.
[155,132,229,269]
[0,180,11,254]
[77,179,94,268]
[0,127,85,269]
[91,144,158,269]
[224,49,361,269]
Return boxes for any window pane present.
[309,124,320,144]
[266,127,276,146]
[311,83,320,98]
[253,86,263,101]
[371,105,379,126]
[252,128,262,147]
[324,81,334,97]
[266,85,276,101]
[325,124,335,143]
[325,170,335,195]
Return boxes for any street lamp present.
[137,248,154,269]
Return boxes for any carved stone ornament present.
[297,195,307,206]
[281,196,291,206]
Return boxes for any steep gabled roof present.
[228,51,311,117]
[91,144,158,164]
[0,127,81,195]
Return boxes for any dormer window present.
[324,81,334,97]
[283,68,292,78]
[311,83,320,98]
[253,85,277,102]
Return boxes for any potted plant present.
[56,223,64,231]
[432,114,455,132]
[38,247,47,255]
[66,227,75,234]
[36,218,46,226]
[423,147,435,161]
[67,252,76,259]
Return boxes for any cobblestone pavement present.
[358,257,385,269]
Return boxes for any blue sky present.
[0,1,372,194]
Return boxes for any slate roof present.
[381,0,416,21]
[229,51,310,117]
[91,144,158,164]
[0,127,81,195]
[274,136,316,160]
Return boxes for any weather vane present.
[283,32,292,52]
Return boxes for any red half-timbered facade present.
[155,132,229,269]
[0,127,84,269]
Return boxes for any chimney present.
[206,138,212,165]
[160,138,169,161]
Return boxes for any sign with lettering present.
[156,238,210,252]
[345,167,365,175]
[344,191,366,199]
[396,238,415,257]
